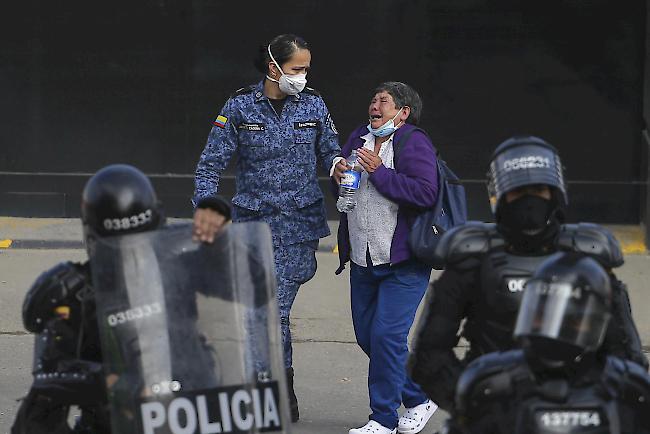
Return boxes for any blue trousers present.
[350,256,431,429]
[275,241,318,368]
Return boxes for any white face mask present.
[265,45,307,96]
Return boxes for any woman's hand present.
[333,158,348,185]
[192,208,228,243]
[357,148,383,173]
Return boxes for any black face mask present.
[500,195,551,233]
[522,337,587,370]
[498,195,559,252]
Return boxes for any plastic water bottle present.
[336,150,363,213]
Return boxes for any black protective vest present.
[435,222,626,362]
[464,249,552,356]
[454,351,650,434]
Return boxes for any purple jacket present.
[335,123,439,274]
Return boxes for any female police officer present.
[193,33,341,422]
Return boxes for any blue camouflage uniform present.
[194,80,341,368]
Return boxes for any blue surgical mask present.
[367,108,404,137]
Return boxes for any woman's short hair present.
[254,34,310,74]
[373,82,423,125]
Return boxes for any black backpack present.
[393,128,468,269]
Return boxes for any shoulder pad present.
[230,85,255,98]
[22,261,91,333]
[434,221,503,267]
[557,223,624,268]
[605,356,650,401]
[456,350,525,413]
[302,86,321,97]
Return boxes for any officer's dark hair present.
[373,82,422,126]
[254,34,310,74]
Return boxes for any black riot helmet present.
[487,136,567,216]
[81,164,163,238]
[514,252,612,363]
[487,136,568,250]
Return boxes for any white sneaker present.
[397,400,438,434]
[349,420,397,434]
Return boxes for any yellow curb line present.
[332,242,648,255]
[621,241,647,255]
[0,239,13,249]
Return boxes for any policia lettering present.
[141,382,282,434]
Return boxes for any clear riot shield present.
[90,222,290,434]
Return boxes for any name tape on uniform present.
[238,123,265,132]
[294,120,319,129]
[140,381,283,434]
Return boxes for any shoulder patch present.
[326,113,338,135]
[302,86,321,97]
[230,85,255,98]
[435,221,502,268]
[557,223,624,268]
[213,114,228,128]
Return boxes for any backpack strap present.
[393,127,445,216]
[393,127,438,166]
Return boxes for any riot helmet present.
[487,136,567,249]
[514,252,612,363]
[81,164,163,238]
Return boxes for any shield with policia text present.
[90,222,291,434]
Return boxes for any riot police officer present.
[408,136,647,412]
[445,253,650,434]
[12,164,230,434]
[193,33,341,421]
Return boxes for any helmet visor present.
[514,280,610,352]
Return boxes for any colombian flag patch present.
[213,115,228,128]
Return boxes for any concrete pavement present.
[0,218,649,433]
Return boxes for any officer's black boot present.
[286,367,299,422]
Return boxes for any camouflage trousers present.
[274,240,318,368]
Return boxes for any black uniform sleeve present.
[605,357,650,433]
[600,274,648,370]
[11,390,75,434]
[408,266,479,411]
[195,195,232,221]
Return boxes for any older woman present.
[333,82,439,434]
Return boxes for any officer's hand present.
[357,148,383,173]
[333,159,348,185]
[192,208,227,243]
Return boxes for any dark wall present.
[642,0,650,242]
[1,0,646,222]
